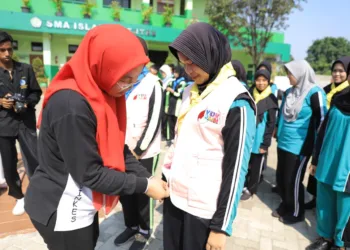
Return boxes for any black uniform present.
[0,61,42,199]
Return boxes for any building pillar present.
[43,33,52,85]
[185,0,193,18]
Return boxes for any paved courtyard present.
[0,140,317,250]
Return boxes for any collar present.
[0,60,22,73]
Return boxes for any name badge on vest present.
[198,109,221,124]
[20,77,28,89]
[133,94,147,100]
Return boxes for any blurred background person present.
[306,65,350,250]
[305,56,350,210]
[241,69,278,200]
[274,60,327,225]
[231,60,248,88]
[115,37,163,250]
[163,65,187,147]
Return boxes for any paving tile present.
[0,139,319,250]
[259,237,272,250]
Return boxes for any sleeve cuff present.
[311,157,318,166]
[134,177,149,194]
[133,146,144,157]
[209,225,230,236]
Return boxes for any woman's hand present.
[259,148,267,154]
[272,127,277,139]
[206,231,226,250]
[145,177,170,200]
[166,87,174,93]
[131,150,140,160]
[309,164,316,176]
[0,94,14,109]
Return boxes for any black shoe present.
[271,185,279,193]
[279,214,305,225]
[129,232,150,250]
[240,188,252,201]
[273,204,287,218]
[306,237,333,250]
[114,228,138,246]
[272,210,281,218]
[305,197,316,210]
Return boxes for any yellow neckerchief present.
[177,62,236,133]
[326,81,349,109]
[253,85,272,104]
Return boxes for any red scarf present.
[38,24,149,214]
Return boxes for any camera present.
[6,93,27,113]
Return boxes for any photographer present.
[0,31,42,216]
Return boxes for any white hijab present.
[283,60,316,122]
[160,65,174,89]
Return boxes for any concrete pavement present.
[0,140,318,250]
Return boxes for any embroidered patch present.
[198,109,221,124]
[133,94,148,100]
[20,77,28,89]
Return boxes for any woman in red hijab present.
[24,24,169,250]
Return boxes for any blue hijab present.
[125,67,149,100]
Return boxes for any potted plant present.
[185,14,199,27]
[32,57,48,89]
[141,5,153,25]
[21,0,31,13]
[52,0,63,16]
[82,0,95,19]
[111,0,121,22]
[162,4,173,27]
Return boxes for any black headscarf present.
[137,36,149,56]
[333,63,350,115]
[169,22,232,92]
[257,61,272,74]
[174,65,185,79]
[331,56,350,83]
[231,60,247,83]
[254,69,271,84]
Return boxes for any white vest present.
[126,73,162,159]
[166,77,249,219]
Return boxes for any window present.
[157,0,174,13]
[180,0,185,15]
[12,40,18,50]
[103,0,130,8]
[68,44,79,54]
[63,0,85,3]
[31,42,43,52]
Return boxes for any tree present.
[205,0,305,70]
[306,37,350,74]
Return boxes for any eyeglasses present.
[116,80,140,92]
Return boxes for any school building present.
[0,0,291,85]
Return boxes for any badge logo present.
[30,17,42,29]
[20,78,28,89]
[198,109,221,124]
[133,94,147,100]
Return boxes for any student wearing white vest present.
[162,23,257,250]
[114,37,163,250]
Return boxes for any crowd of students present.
[0,22,349,250]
